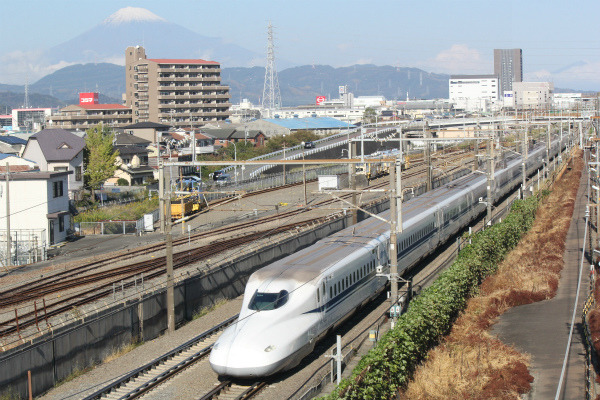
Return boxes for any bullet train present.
[209,135,569,377]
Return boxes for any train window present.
[337,282,341,294]
[346,276,349,288]
[248,290,289,311]
[317,289,320,303]
[354,271,357,282]
[330,286,333,298]
[322,282,326,297]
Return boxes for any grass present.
[399,150,582,399]
[103,338,144,364]
[192,299,228,320]
[74,197,159,222]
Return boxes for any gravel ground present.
[38,297,243,400]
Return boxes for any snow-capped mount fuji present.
[43,7,265,69]
[102,7,166,25]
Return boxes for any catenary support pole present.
[165,194,175,333]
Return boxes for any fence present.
[75,221,139,235]
[0,229,47,267]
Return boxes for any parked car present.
[304,141,315,149]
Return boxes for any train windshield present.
[248,290,289,311]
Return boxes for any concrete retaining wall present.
[0,167,469,399]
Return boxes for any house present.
[121,121,170,144]
[0,154,38,172]
[109,133,154,185]
[0,136,28,155]
[201,127,266,147]
[22,129,86,199]
[0,171,71,263]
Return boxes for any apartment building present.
[48,104,133,130]
[125,46,231,128]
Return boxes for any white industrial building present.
[512,82,554,110]
[449,75,499,112]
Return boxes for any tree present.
[84,124,119,199]
[363,107,377,124]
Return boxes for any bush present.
[117,178,129,186]
[325,195,540,399]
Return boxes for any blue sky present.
[2,0,600,90]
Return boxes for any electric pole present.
[5,164,10,267]
[486,134,494,223]
[165,193,175,333]
[351,141,357,225]
[159,164,165,233]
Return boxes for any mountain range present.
[0,62,451,110]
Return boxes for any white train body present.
[210,136,568,377]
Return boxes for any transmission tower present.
[262,22,282,111]
[24,78,30,109]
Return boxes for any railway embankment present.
[323,148,582,399]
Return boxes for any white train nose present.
[209,339,286,377]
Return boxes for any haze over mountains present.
[0,62,451,110]
[0,6,594,112]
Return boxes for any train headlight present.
[264,345,276,352]
[212,343,219,350]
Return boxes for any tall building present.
[494,49,523,96]
[125,46,231,128]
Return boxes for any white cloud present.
[419,44,490,75]
[526,61,600,90]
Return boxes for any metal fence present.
[75,221,139,235]
[0,229,47,267]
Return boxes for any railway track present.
[199,381,267,400]
[82,316,238,400]
[0,150,472,341]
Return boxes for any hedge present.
[324,194,540,399]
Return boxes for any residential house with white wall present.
[22,129,86,199]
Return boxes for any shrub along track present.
[399,150,583,399]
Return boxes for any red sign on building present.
[316,96,327,105]
[79,92,99,105]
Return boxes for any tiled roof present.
[114,133,151,146]
[29,129,86,162]
[123,122,170,129]
[0,136,27,145]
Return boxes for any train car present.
[209,135,570,378]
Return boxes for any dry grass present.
[102,338,143,364]
[400,151,583,400]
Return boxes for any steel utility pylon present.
[262,22,282,111]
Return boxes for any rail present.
[82,315,239,400]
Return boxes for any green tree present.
[84,124,119,199]
[363,107,377,124]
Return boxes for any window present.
[53,181,63,198]
[75,166,82,182]
[59,215,65,232]
[248,290,289,311]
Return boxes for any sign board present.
[318,175,339,191]
[79,92,99,105]
[316,96,326,105]
[339,85,346,95]
[144,214,154,232]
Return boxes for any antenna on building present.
[24,78,30,109]
[261,21,282,111]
